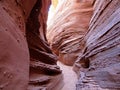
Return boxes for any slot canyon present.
[0,0,120,90]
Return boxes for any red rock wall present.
[26,0,62,89]
[0,0,30,90]
[0,0,62,90]
[74,0,120,89]
[47,0,93,65]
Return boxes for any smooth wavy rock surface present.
[47,0,93,65]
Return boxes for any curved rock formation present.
[0,0,29,89]
[47,0,93,65]
[0,0,62,90]
[74,0,120,89]
[1,0,120,89]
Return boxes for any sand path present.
[57,61,77,90]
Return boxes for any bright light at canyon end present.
[47,0,58,25]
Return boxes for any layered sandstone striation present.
[47,0,120,89]
[0,0,62,90]
[47,0,93,65]
[1,0,120,90]
[74,0,120,89]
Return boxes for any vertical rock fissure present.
[26,0,41,35]
[25,0,62,90]
[26,0,57,65]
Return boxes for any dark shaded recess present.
[26,0,41,34]
[79,56,90,68]
[43,22,48,41]
[30,48,57,65]
[92,0,96,6]
[29,78,50,86]
[30,61,61,75]
[29,80,49,86]
[26,0,56,65]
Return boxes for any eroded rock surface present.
[0,0,62,90]
[26,1,62,90]
[0,0,29,89]
[47,0,93,65]
[74,0,120,89]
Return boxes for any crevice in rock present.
[25,0,62,89]
[26,0,41,34]
[0,0,120,90]
[47,0,120,90]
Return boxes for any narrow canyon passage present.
[0,0,120,90]
[47,0,120,90]
[46,0,93,89]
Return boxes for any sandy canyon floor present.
[57,61,77,90]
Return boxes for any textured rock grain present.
[0,0,62,90]
[0,0,30,89]
[74,0,120,89]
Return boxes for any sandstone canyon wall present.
[47,0,120,89]
[26,0,62,90]
[0,0,62,90]
[1,0,120,90]
[47,0,94,65]
[74,0,120,89]
[0,0,30,90]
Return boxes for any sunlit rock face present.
[0,0,62,90]
[74,0,120,89]
[47,0,93,65]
